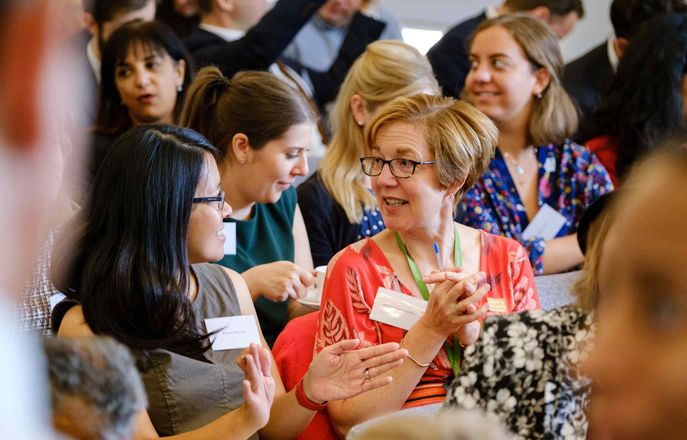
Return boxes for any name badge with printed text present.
[486,297,508,314]
[205,315,260,351]
[369,287,427,330]
[522,204,567,241]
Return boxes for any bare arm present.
[327,272,490,437]
[229,268,406,440]
[541,234,584,275]
[293,205,314,270]
[241,206,315,306]
[57,305,268,440]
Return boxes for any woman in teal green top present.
[180,67,316,345]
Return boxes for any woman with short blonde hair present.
[297,40,440,267]
[316,94,539,436]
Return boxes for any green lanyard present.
[394,225,463,377]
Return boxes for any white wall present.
[384,0,613,61]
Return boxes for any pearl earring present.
[535,92,542,99]
[356,120,364,126]
[177,84,183,93]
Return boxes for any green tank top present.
[216,186,297,346]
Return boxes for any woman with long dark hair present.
[52,124,406,439]
[585,13,687,185]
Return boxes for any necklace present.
[503,148,536,186]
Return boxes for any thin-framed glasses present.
[192,191,225,210]
[360,157,434,179]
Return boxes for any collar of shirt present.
[485,5,499,19]
[86,38,101,83]
[199,23,246,42]
[607,36,619,72]
[312,12,345,30]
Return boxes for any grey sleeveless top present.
[134,263,257,437]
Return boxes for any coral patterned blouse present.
[314,230,540,408]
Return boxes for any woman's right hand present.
[237,343,275,431]
[242,262,316,302]
[418,270,490,338]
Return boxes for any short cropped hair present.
[45,336,147,440]
[504,0,585,18]
[92,0,153,27]
[365,94,498,203]
[610,0,687,39]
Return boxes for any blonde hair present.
[573,207,613,311]
[357,410,512,440]
[469,15,578,146]
[365,94,498,203]
[319,40,440,223]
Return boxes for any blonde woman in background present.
[297,40,440,267]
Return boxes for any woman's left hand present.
[236,343,275,429]
[302,340,407,404]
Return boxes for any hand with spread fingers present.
[236,343,276,430]
[301,339,407,404]
[419,270,490,344]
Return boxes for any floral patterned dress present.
[315,230,540,408]
[455,140,614,275]
[444,305,595,439]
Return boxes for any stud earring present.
[177,84,183,93]
[356,120,364,126]
[535,92,542,99]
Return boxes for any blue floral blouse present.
[455,139,613,275]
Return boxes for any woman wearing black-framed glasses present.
[315,94,540,436]
[51,124,407,439]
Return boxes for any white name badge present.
[223,222,237,255]
[522,204,567,241]
[204,315,260,351]
[369,287,427,331]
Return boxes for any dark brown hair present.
[178,67,314,163]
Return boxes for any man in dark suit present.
[427,0,584,99]
[564,0,687,135]
[186,0,385,109]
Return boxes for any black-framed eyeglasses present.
[360,157,434,179]
[192,191,225,210]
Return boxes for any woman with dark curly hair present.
[585,12,687,185]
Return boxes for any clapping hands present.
[301,339,407,404]
[237,343,275,430]
[420,269,490,345]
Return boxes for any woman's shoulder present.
[327,237,385,271]
[551,139,600,164]
[54,303,94,338]
[480,229,528,258]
